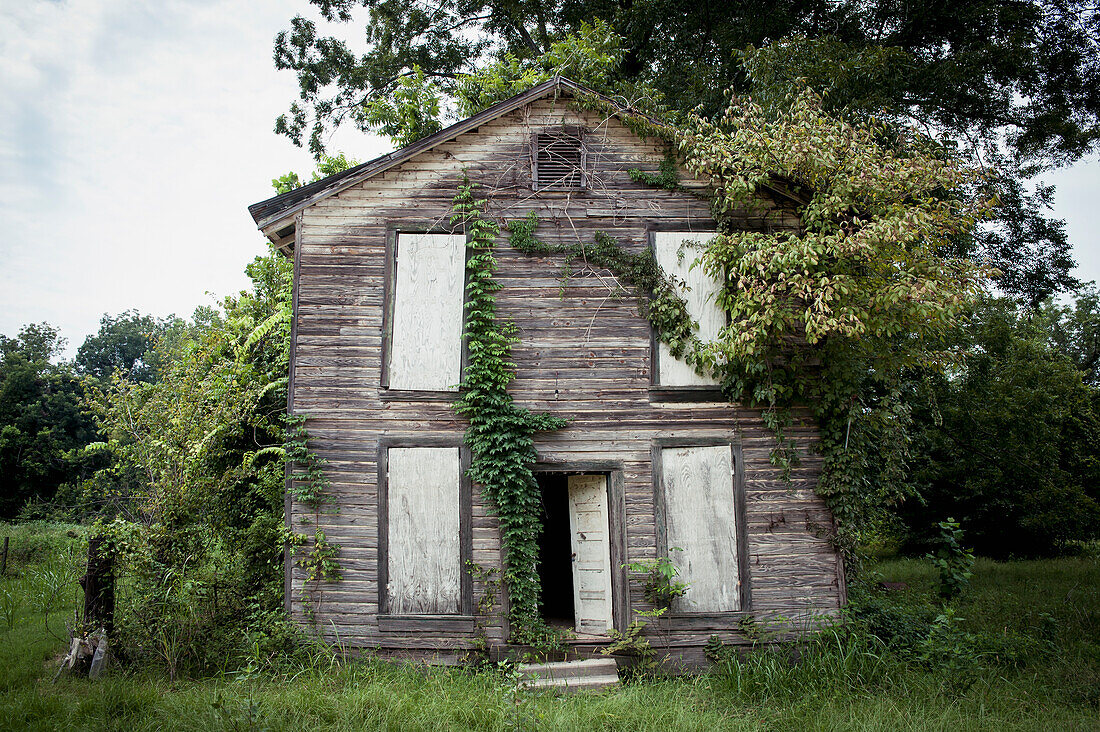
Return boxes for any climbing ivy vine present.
[450,178,569,641]
[285,414,341,617]
[508,213,696,361]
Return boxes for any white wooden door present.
[567,474,613,635]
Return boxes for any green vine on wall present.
[284,414,341,617]
[628,150,683,191]
[508,213,698,362]
[450,177,569,642]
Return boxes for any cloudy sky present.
[1,0,1098,357]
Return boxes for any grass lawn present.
[0,522,1097,731]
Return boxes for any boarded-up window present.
[660,445,741,612]
[532,129,585,190]
[653,231,723,386]
[388,233,465,391]
[386,447,461,614]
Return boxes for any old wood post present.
[0,536,8,576]
[79,533,115,635]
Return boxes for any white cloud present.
[0,0,386,354]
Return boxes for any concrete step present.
[521,673,621,692]
[517,658,620,692]
[518,657,619,680]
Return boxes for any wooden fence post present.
[0,536,8,577]
[79,533,115,636]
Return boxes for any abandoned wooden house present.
[248,77,845,665]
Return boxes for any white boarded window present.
[388,233,465,391]
[386,447,461,614]
[653,231,723,386]
[661,445,741,612]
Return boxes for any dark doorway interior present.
[536,473,575,625]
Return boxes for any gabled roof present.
[248,77,654,248]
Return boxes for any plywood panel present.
[568,474,614,635]
[389,233,464,391]
[387,447,461,614]
[653,231,722,386]
[661,445,740,612]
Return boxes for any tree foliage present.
[0,325,95,518]
[1044,282,1100,385]
[276,0,1100,170]
[668,88,994,549]
[905,298,1100,557]
[75,310,172,384]
[275,1,1093,305]
[82,250,293,674]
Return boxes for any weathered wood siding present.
[288,94,843,657]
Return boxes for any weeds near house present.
[0,524,1097,731]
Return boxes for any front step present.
[517,658,620,693]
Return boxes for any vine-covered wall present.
[286,93,843,660]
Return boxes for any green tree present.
[0,324,95,518]
[276,0,1099,168]
[274,0,1096,304]
[87,252,293,674]
[669,88,993,550]
[905,298,1100,557]
[76,310,171,383]
[85,156,355,675]
[1044,282,1100,385]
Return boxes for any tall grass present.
[0,524,1097,731]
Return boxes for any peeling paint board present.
[568,474,613,635]
[389,234,464,391]
[653,231,722,386]
[661,445,740,611]
[387,447,461,614]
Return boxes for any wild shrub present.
[927,519,974,601]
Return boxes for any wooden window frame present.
[531,126,587,191]
[380,224,470,401]
[651,436,753,617]
[377,435,474,619]
[531,460,630,635]
[646,224,726,402]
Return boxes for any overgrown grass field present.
[0,523,1097,731]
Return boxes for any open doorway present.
[536,473,575,627]
[535,471,614,636]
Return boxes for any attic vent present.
[532,128,586,190]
